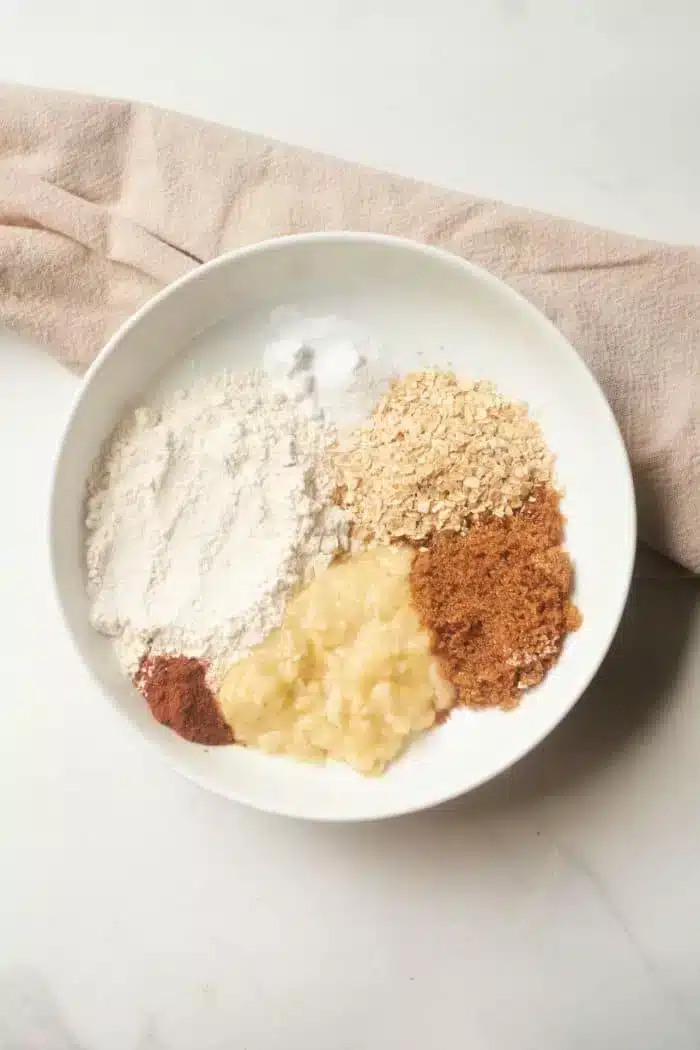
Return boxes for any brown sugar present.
[136,654,234,746]
[409,487,581,709]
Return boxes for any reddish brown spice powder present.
[410,487,581,709]
[136,654,234,746]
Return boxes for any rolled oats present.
[335,371,553,545]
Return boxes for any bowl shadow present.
[432,574,699,823]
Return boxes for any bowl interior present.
[51,234,635,820]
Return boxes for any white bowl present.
[50,233,635,821]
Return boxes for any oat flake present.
[335,371,554,545]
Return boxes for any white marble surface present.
[2,3,699,1049]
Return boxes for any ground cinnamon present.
[410,487,581,709]
[136,654,234,745]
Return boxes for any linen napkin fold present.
[1,84,698,573]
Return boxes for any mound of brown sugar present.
[410,487,581,708]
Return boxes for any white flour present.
[85,368,348,684]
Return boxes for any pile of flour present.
[85,368,349,684]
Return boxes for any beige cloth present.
[1,84,698,573]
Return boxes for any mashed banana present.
[218,546,452,775]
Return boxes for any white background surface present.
[1,2,699,1049]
